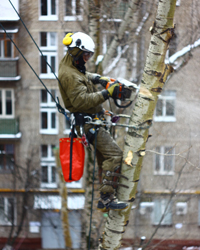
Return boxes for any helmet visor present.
[82,51,94,62]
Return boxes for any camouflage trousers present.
[85,125,123,194]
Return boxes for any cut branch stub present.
[137,149,146,157]
[124,150,134,167]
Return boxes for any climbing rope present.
[7,0,60,85]
[88,126,98,250]
[2,0,70,122]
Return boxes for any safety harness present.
[73,111,104,146]
[73,111,131,190]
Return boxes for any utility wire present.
[0,22,67,118]
[6,0,70,120]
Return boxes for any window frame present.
[41,162,57,188]
[152,199,172,226]
[154,90,176,122]
[41,144,56,161]
[39,32,57,79]
[0,144,15,173]
[40,144,57,188]
[0,89,15,118]
[0,197,16,225]
[40,52,57,78]
[40,89,58,134]
[40,89,56,108]
[40,108,58,134]
[0,33,14,58]
[154,146,175,175]
[39,0,58,21]
[64,0,83,21]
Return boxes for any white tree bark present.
[98,0,176,249]
[54,149,72,248]
[88,0,101,72]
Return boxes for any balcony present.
[0,58,21,81]
[0,0,19,21]
[0,118,22,139]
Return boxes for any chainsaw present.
[100,77,140,108]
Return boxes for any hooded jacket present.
[58,48,106,114]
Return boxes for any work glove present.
[89,73,101,84]
[93,76,110,87]
[107,81,120,98]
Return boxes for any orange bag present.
[59,137,85,182]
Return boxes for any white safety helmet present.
[67,32,95,53]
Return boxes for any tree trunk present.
[88,0,101,72]
[98,0,176,249]
[54,148,72,248]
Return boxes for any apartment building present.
[0,0,200,249]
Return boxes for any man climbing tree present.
[58,32,129,211]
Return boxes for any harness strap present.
[74,111,105,126]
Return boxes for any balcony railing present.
[0,118,21,138]
[0,58,20,80]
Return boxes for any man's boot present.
[97,192,128,211]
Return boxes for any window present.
[0,144,14,173]
[152,199,172,226]
[40,0,58,20]
[176,0,181,6]
[40,89,58,134]
[0,89,14,118]
[0,197,16,225]
[41,211,81,249]
[0,33,13,58]
[64,0,83,21]
[154,146,175,175]
[41,144,57,188]
[154,90,176,122]
[40,32,57,78]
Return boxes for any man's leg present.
[92,127,128,210]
